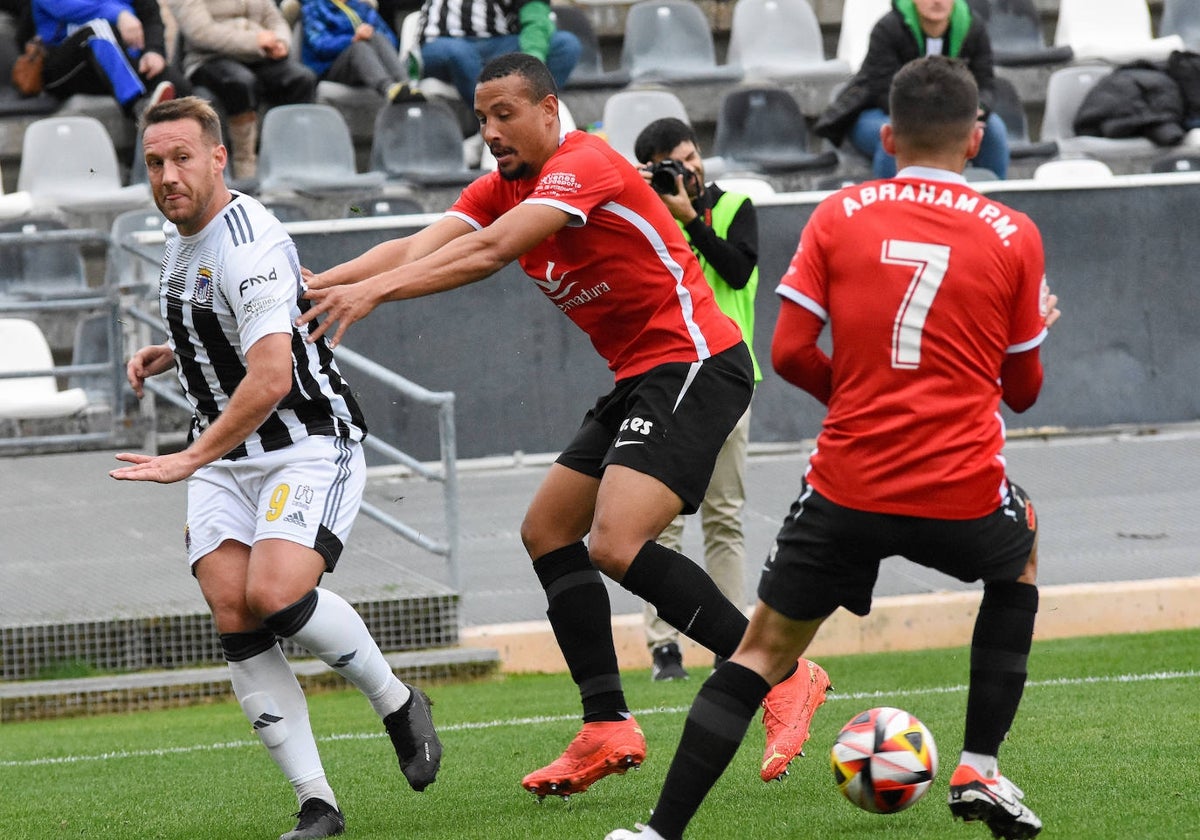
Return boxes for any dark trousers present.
[44,26,190,107]
[323,33,405,96]
[190,56,316,115]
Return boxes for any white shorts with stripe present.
[184,436,365,571]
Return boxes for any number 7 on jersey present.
[882,239,950,370]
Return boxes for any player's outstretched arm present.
[300,204,569,347]
[111,334,294,483]
[304,217,470,291]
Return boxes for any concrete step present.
[0,646,500,722]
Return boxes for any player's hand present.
[354,23,374,41]
[127,344,175,398]
[301,266,329,291]
[1044,292,1060,328]
[299,281,379,347]
[110,451,199,484]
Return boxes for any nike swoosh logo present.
[614,440,645,448]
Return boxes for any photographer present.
[634,117,766,681]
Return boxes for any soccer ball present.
[830,706,938,814]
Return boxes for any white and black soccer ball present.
[830,706,938,814]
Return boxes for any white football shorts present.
[184,436,366,570]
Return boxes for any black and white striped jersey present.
[159,193,366,460]
[420,0,521,41]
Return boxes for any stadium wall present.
[288,174,1200,463]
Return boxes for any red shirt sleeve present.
[772,299,832,405]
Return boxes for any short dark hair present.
[477,52,558,102]
[633,117,698,164]
[139,95,223,147]
[889,55,979,153]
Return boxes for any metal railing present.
[118,233,463,594]
[1,222,461,595]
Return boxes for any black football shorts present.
[758,479,1039,619]
[556,342,753,514]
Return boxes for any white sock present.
[959,750,999,779]
[285,587,412,718]
[228,644,337,810]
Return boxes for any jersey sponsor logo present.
[557,281,612,313]
[243,296,279,319]
[239,266,278,296]
[535,171,583,196]
[615,416,654,447]
[534,261,578,301]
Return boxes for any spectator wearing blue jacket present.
[300,0,422,102]
[33,0,187,115]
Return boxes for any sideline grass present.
[3,628,1198,839]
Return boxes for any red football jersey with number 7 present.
[778,170,1048,519]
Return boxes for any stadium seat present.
[979,0,1074,67]
[990,76,1058,160]
[552,5,631,89]
[713,176,777,200]
[1161,0,1200,51]
[600,87,690,163]
[1040,64,1158,159]
[835,0,891,74]
[105,208,166,294]
[1032,156,1115,183]
[369,98,480,187]
[1054,0,1184,63]
[712,85,839,174]
[1148,150,1200,173]
[257,104,386,198]
[0,217,90,300]
[0,318,89,422]
[620,0,743,83]
[261,199,312,223]
[68,311,125,408]
[17,115,152,216]
[726,0,851,81]
[351,196,426,217]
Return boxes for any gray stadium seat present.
[0,216,90,300]
[713,85,838,174]
[1161,0,1200,51]
[600,87,690,163]
[369,98,480,187]
[620,0,743,84]
[257,104,386,198]
[17,115,152,216]
[726,0,851,81]
[552,4,631,89]
[980,0,1074,67]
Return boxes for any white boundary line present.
[3,669,1196,769]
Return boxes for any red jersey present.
[449,131,743,380]
[779,169,1049,519]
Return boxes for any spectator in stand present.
[169,0,317,180]
[33,0,187,117]
[298,0,424,103]
[414,0,579,109]
[815,0,1009,179]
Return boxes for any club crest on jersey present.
[193,265,214,305]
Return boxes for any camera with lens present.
[649,159,696,195]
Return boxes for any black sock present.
[648,662,770,840]
[621,541,749,659]
[964,580,1039,755]
[533,542,627,722]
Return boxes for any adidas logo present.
[253,712,283,731]
[284,511,307,527]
